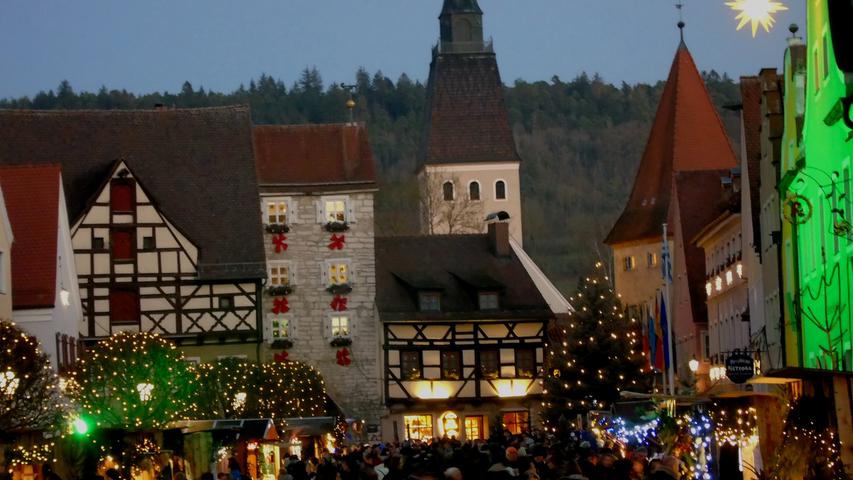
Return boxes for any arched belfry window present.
[469,181,481,200]
[495,180,507,200]
[443,181,455,201]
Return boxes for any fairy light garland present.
[684,412,713,480]
[710,404,758,447]
[7,442,56,469]
[69,331,197,430]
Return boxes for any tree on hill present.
[542,261,652,430]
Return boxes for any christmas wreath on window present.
[324,221,349,233]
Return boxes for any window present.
[478,292,499,310]
[469,181,481,201]
[110,180,135,213]
[480,350,499,379]
[219,295,234,310]
[324,198,347,223]
[404,415,433,441]
[647,252,657,267]
[401,351,422,380]
[418,292,441,312]
[515,349,536,378]
[623,255,636,271]
[93,237,105,250]
[502,411,529,435]
[330,314,350,338]
[271,317,290,339]
[109,288,139,325]
[440,351,462,380]
[326,261,349,286]
[111,229,134,261]
[495,180,507,200]
[142,236,155,250]
[266,199,290,225]
[464,416,484,440]
[268,262,291,286]
[443,181,454,201]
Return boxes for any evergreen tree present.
[542,261,651,430]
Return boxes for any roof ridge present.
[0,163,61,172]
[0,105,251,115]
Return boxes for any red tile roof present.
[253,124,377,188]
[422,53,520,165]
[0,165,60,309]
[605,43,739,245]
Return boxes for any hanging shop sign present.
[725,350,755,384]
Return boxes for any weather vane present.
[726,0,788,37]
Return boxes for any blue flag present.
[660,292,670,369]
[661,239,673,283]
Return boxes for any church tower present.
[418,0,524,244]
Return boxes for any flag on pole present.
[661,237,673,283]
[646,303,656,369]
[654,296,664,370]
[660,292,671,369]
[642,304,652,367]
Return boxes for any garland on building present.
[0,320,65,434]
[542,262,652,429]
[69,332,197,430]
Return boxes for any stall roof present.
[281,417,336,437]
[166,419,278,440]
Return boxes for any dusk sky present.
[1,1,806,99]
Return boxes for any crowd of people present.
[266,431,681,480]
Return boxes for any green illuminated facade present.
[780,0,853,373]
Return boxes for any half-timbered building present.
[376,221,570,441]
[253,123,385,432]
[0,108,267,360]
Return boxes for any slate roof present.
[375,235,552,321]
[421,52,520,165]
[0,107,266,280]
[0,165,61,309]
[605,42,739,245]
[739,77,763,252]
[254,123,376,191]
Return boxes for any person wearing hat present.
[650,456,679,480]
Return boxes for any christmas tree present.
[542,261,651,429]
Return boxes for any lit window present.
[268,262,291,286]
[495,180,507,200]
[736,263,743,278]
[419,292,441,312]
[401,351,422,380]
[480,350,499,379]
[330,315,350,338]
[441,351,462,380]
[443,181,455,201]
[469,181,481,201]
[324,198,347,223]
[647,252,657,267]
[266,199,289,225]
[327,262,349,286]
[623,256,636,272]
[725,270,733,285]
[715,276,723,292]
[478,292,499,310]
[271,317,289,339]
[502,411,529,435]
[515,349,535,378]
[706,282,713,297]
[404,415,433,441]
[464,416,484,440]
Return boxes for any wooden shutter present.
[346,197,356,223]
[109,288,139,325]
[110,180,135,213]
[111,229,134,261]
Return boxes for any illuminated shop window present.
[404,415,433,441]
[464,416,484,440]
[502,411,529,435]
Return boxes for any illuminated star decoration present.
[725,0,788,37]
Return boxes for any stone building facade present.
[253,123,385,432]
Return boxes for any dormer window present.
[418,292,441,312]
[478,292,499,310]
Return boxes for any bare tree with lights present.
[542,262,652,430]
[69,332,197,431]
[0,320,63,434]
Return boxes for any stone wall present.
[260,191,385,426]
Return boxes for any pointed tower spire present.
[439,0,485,50]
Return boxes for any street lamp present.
[689,357,700,373]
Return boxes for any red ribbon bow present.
[330,295,348,312]
[336,348,352,366]
[272,234,288,253]
[272,297,290,314]
[328,234,346,250]
[274,351,289,363]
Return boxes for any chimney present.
[488,221,511,257]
